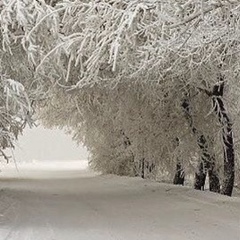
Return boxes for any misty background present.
[12,126,89,162]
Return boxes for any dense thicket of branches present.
[0,68,35,162]
[1,0,240,196]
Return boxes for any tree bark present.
[212,83,235,196]
[182,99,206,190]
[182,98,220,192]
[141,158,145,179]
[146,161,155,174]
[173,138,185,185]
[121,130,138,176]
[194,162,206,190]
[208,157,220,193]
[173,162,185,185]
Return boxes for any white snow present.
[0,161,239,240]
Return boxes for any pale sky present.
[12,126,89,162]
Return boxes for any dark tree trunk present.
[121,130,131,148]
[195,135,208,191]
[141,158,145,179]
[173,162,185,185]
[197,135,220,192]
[182,99,206,190]
[146,161,155,174]
[212,83,235,196]
[121,130,139,177]
[149,163,155,173]
[194,162,206,190]
[173,138,185,185]
[208,157,220,193]
[182,98,220,192]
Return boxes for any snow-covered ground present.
[0,161,239,240]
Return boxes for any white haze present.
[12,126,89,162]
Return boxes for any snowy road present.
[0,162,240,240]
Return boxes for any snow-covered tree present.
[0,75,34,162]
[0,17,42,162]
[1,0,240,195]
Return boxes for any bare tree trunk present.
[182,98,220,192]
[146,161,155,175]
[194,162,206,190]
[182,99,206,190]
[173,161,185,185]
[208,157,220,193]
[194,135,207,190]
[121,130,138,176]
[141,158,145,179]
[212,83,235,196]
[173,138,185,185]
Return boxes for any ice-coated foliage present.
[1,0,240,86]
[0,0,240,191]
[0,74,34,161]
